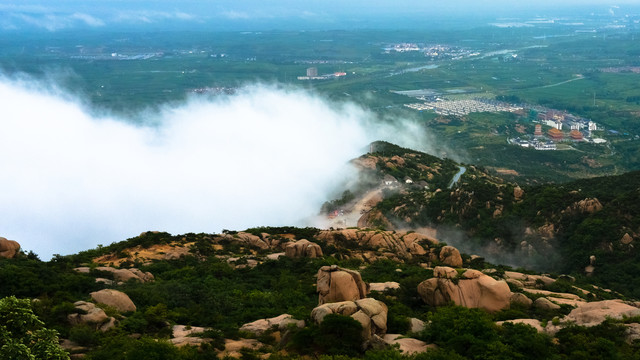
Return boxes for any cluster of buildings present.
[532,109,606,144]
[510,121,607,151]
[382,43,472,59]
[405,98,523,116]
[297,67,347,80]
[510,138,558,150]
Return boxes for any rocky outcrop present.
[240,314,304,336]
[564,198,603,215]
[356,209,395,230]
[68,301,116,332]
[219,339,264,359]
[0,237,20,259]
[533,297,561,311]
[621,233,634,245]
[317,265,369,305]
[439,246,462,267]
[503,271,555,288]
[417,267,511,313]
[311,298,388,342]
[220,232,272,250]
[383,334,434,355]
[513,186,524,201]
[369,282,400,292]
[90,289,136,313]
[585,255,596,276]
[409,318,425,333]
[170,325,211,347]
[74,266,154,283]
[284,239,323,258]
[562,300,640,327]
[317,229,437,260]
[625,323,640,344]
[510,293,533,308]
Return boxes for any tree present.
[0,296,69,360]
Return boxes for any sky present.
[0,0,637,32]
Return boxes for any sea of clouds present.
[0,75,434,259]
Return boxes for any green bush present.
[290,314,364,356]
[0,296,70,360]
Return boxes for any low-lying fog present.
[0,75,433,259]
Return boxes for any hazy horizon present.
[1,1,639,32]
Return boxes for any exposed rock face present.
[317,265,369,305]
[90,289,136,312]
[221,232,271,250]
[564,198,603,215]
[317,229,437,260]
[538,223,556,239]
[73,266,154,283]
[562,300,640,327]
[369,282,400,292]
[417,267,511,313]
[68,301,116,332]
[503,271,555,288]
[240,314,304,336]
[219,339,263,359]
[513,186,524,201]
[170,325,211,347]
[311,298,388,342]
[356,209,395,230]
[383,334,434,355]
[585,255,596,276]
[510,293,533,308]
[533,297,561,311]
[409,318,426,333]
[625,323,640,344]
[284,239,323,258]
[0,237,20,259]
[68,301,108,324]
[621,233,634,245]
[439,246,463,267]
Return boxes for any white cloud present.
[113,10,198,23]
[71,12,105,27]
[220,10,251,20]
[1,76,410,259]
[6,11,104,31]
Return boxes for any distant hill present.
[337,142,640,297]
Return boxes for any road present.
[448,166,467,189]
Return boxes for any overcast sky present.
[1,0,638,31]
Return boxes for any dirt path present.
[330,186,384,228]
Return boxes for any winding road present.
[448,166,467,189]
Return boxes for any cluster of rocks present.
[74,266,154,285]
[316,229,438,261]
[67,289,136,333]
[310,265,431,354]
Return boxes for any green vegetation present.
[0,296,69,360]
[3,223,640,358]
